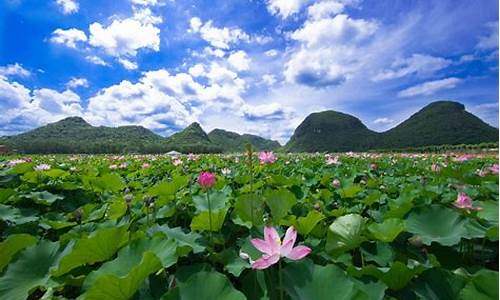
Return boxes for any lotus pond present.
[0,152,498,300]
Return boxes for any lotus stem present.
[278,260,283,300]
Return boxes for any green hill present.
[381,101,499,148]
[208,129,281,152]
[164,123,222,153]
[1,117,168,153]
[285,101,498,152]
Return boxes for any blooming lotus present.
[489,164,499,174]
[431,163,441,172]
[198,171,216,189]
[221,167,231,176]
[142,163,151,169]
[259,151,277,164]
[454,192,481,212]
[34,164,51,171]
[249,226,311,270]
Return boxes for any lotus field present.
[0,151,498,300]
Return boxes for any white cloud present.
[265,49,279,57]
[190,17,250,49]
[118,58,139,70]
[55,0,79,15]
[285,14,378,87]
[476,22,498,50]
[262,74,277,86]
[89,19,160,57]
[188,64,205,77]
[373,117,394,125]
[50,28,87,48]
[373,54,452,81]
[131,0,164,6]
[85,55,108,66]
[0,63,30,78]
[291,14,378,48]
[266,0,309,19]
[31,88,82,115]
[397,77,462,98]
[307,0,345,20]
[66,77,89,88]
[227,50,251,71]
[242,103,294,120]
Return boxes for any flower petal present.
[251,254,280,270]
[251,238,273,255]
[264,226,281,254]
[285,245,311,260]
[280,226,297,257]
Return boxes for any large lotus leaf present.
[0,240,60,300]
[163,270,246,300]
[326,214,365,257]
[459,269,498,300]
[82,251,162,300]
[193,190,229,212]
[283,260,369,300]
[477,201,498,225]
[295,210,324,236]
[413,268,466,300]
[25,191,64,205]
[0,204,38,224]
[264,188,297,223]
[348,261,426,290]
[0,234,37,272]
[53,225,129,276]
[149,224,205,254]
[83,236,177,289]
[0,188,15,203]
[107,199,127,220]
[234,193,264,226]
[190,207,228,232]
[368,218,405,242]
[338,184,363,199]
[405,205,467,246]
[91,173,125,192]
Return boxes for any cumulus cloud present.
[131,0,164,6]
[89,19,160,57]
[307,0,345,20]
[476,22,498,50]
[190,17,250,49]
[227,50,251,71]
[373,54,452,81]
[118,58,139,70]
[55,0,79,15]
[262,74,277,86]
[50,28,87,48]
[397,77,462,98]
[266,0,309,19]
[66,77,89,88]
[242,103,294,121]
[373,117,394,125]
[85,55,108,66]
[0,63,30,78]
[285,14,378,87]
[265,49,279,57]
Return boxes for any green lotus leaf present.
[0,240,60,300]
[405,205,467,246]
[0,234,37,272]
[264,188,297,222]
[413,268,466,300]
[459,269,498,300]
[234,193,264,226]
[368,218,405,242]
[163,269,245,300]
[190,207,229,232]
[326,214,366,257]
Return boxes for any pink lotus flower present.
[259,151,277,164]
[109,164,118,170]
[250,226,311,270]
[332,179,341,188]
[8,159,27,166]
[431,163,441,172]
[454,192,481,212]
[34,164,51,171]
[489,164,499,174]
[172,158,183,166]
[142,163,151,169]
[198,171,216,189]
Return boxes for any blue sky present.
[0,0,498,143]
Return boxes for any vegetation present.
[285,101,499,152]
[0,152,497,299]
[208,129,281,152]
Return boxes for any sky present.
[0,0,498,144]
